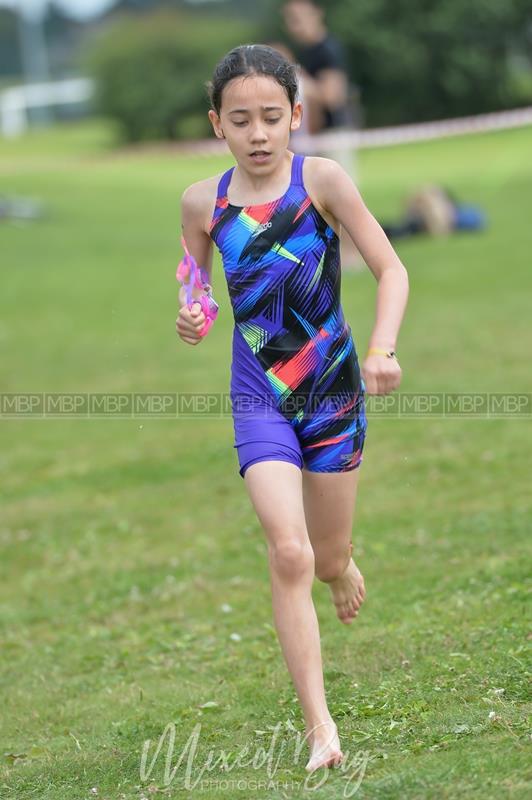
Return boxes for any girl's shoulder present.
[301,156,346,233]
[180,172,225,235]
[302,155,347,192]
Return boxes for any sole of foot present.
[304,720,344,772]
[327,546,366,624]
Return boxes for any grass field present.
[0,119,531,799]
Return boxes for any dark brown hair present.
[207,44,298,116]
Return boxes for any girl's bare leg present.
[243,460,343,771]
[302,466,366,624]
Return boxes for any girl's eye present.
[232,118,281,127]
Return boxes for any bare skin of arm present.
[303,67,348,113]
[300,68,348,135]
[304,157,409,396]
[176,178,217,346]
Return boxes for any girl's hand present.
[176,286,206,345]
[361,354,402,395]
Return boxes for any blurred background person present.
[265,40,321,143]
[281,0,363,269]
[380,185,488,240]
[281,0,354,132]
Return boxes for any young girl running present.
[176,44,409,773]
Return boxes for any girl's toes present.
[347,600,359,617]
[337,603,351,621]
[344,604,357,622]
[339,606,350,620]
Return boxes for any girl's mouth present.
[250,151,271,162]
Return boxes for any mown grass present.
[0,119,530,799]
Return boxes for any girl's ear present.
[208,110,225,139]
[290,101,303,131]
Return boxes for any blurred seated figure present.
[381,185,488,240]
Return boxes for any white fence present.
[0,78,94,138]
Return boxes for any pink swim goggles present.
[176,235,219,337]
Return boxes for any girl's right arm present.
[176,181,215,346]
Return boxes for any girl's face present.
[208,74,302,171]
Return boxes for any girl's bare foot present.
[327,544,366,624]
[305,719,344,772]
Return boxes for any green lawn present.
[0,119,530,799]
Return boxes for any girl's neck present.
[232,150,294,198]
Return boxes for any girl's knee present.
[268,535,314,580]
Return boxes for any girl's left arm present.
[314,158,410,395]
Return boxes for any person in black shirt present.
[282,0,353,132]
[282,0,363,270]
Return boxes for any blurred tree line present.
[330,0,532,126]
[84,0,532,141]
[83,9,255,141]
[1,0,531,140]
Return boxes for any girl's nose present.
[249,123,268,142]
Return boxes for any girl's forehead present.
[222,74,290,111]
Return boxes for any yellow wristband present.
[366,347,397,359]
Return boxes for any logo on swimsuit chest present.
[251,221,273,238]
